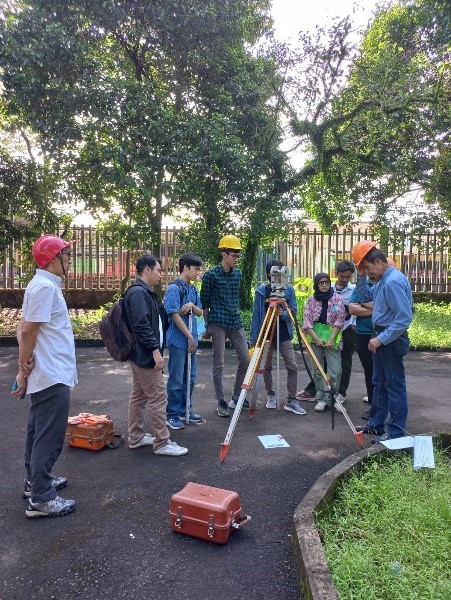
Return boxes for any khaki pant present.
[310,344,342,404]
[128,361,169,451]
[263,340,298,401]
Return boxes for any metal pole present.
[185,311,193,425]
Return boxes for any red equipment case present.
[66,413,116,451]
[169,482,251,544]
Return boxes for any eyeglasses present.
[226,252,241,259]
[60,251,71,258]
[318,280,329,285]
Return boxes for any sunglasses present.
[318,280,329,285]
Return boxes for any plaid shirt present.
[200,264,243,330]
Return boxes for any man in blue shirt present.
[164,253,204,430]
[349,276,376,420]
[358,246,413,441]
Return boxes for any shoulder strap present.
[170,279,185,304]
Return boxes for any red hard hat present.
[351,240,377,268]
[32,235,71,268]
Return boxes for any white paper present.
[258,434,290,449]
[380,436,415,450]
[413,436,435,470]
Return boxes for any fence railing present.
[2,225,450,293]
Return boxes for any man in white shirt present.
[332,260,356,407]
[12,235,77,518]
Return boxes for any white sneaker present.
[266,394,277,409]
[154,440,188,456]
[26,495,75,518]
[337,393,346,404]
[314,401,328,412]
[363,396,369,403]
[129,433,155,449]
[334,402,344,414]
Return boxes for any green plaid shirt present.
[200,264,243,330]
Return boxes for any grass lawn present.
[241,300,451,350]
[315,449,451,600]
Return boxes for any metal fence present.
[2,225,451,292]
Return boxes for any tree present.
[277,0,450,232]
[0,1,279,245]
[1,0,298,304]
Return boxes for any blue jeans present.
[25,383,70,503]
[166,345,197,418]
[369,333,409,437]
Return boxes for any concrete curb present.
[291,433,451,600]
[0,337,220,349]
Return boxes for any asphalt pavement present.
[1,344,450,600]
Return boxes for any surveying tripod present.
[219,286,363,462]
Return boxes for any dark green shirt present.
[200,264,243,330]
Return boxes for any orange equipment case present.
[169,482,251,544]
[66,413,116,451]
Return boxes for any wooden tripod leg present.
[220,306,278,461]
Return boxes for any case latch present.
[208,516,215,538]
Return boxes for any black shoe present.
[355,425,385,435]
[217,403,230,418]
[361,409,371,420]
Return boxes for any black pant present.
[338,326,355,396]
[25,383,70,503]
[355,333,373,404]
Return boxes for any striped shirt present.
[200,264,243,330]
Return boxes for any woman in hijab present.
[302,273,346,413]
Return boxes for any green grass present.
[315,450,451,600]
[409,302,451,348]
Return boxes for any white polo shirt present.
[22,269,78,394]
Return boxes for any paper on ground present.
[413,435,435,470]
[258,434,290,449]
[380,436,415,450]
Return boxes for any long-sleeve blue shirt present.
[249,284,297,346]
[372,266,413,345]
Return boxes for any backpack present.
[98,289,135,361]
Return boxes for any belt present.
[373,326,387,333]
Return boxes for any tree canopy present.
[0,0,449,301]
[281,0,450,231]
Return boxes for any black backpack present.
[98,289,135,361]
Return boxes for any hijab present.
[313,273,334,301]
[313,272,334,324]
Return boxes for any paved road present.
[1,345,450,600]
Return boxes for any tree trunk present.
[240,238,258,311]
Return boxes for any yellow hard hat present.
[218,234,242,250]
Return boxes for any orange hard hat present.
[352,240,377,268]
